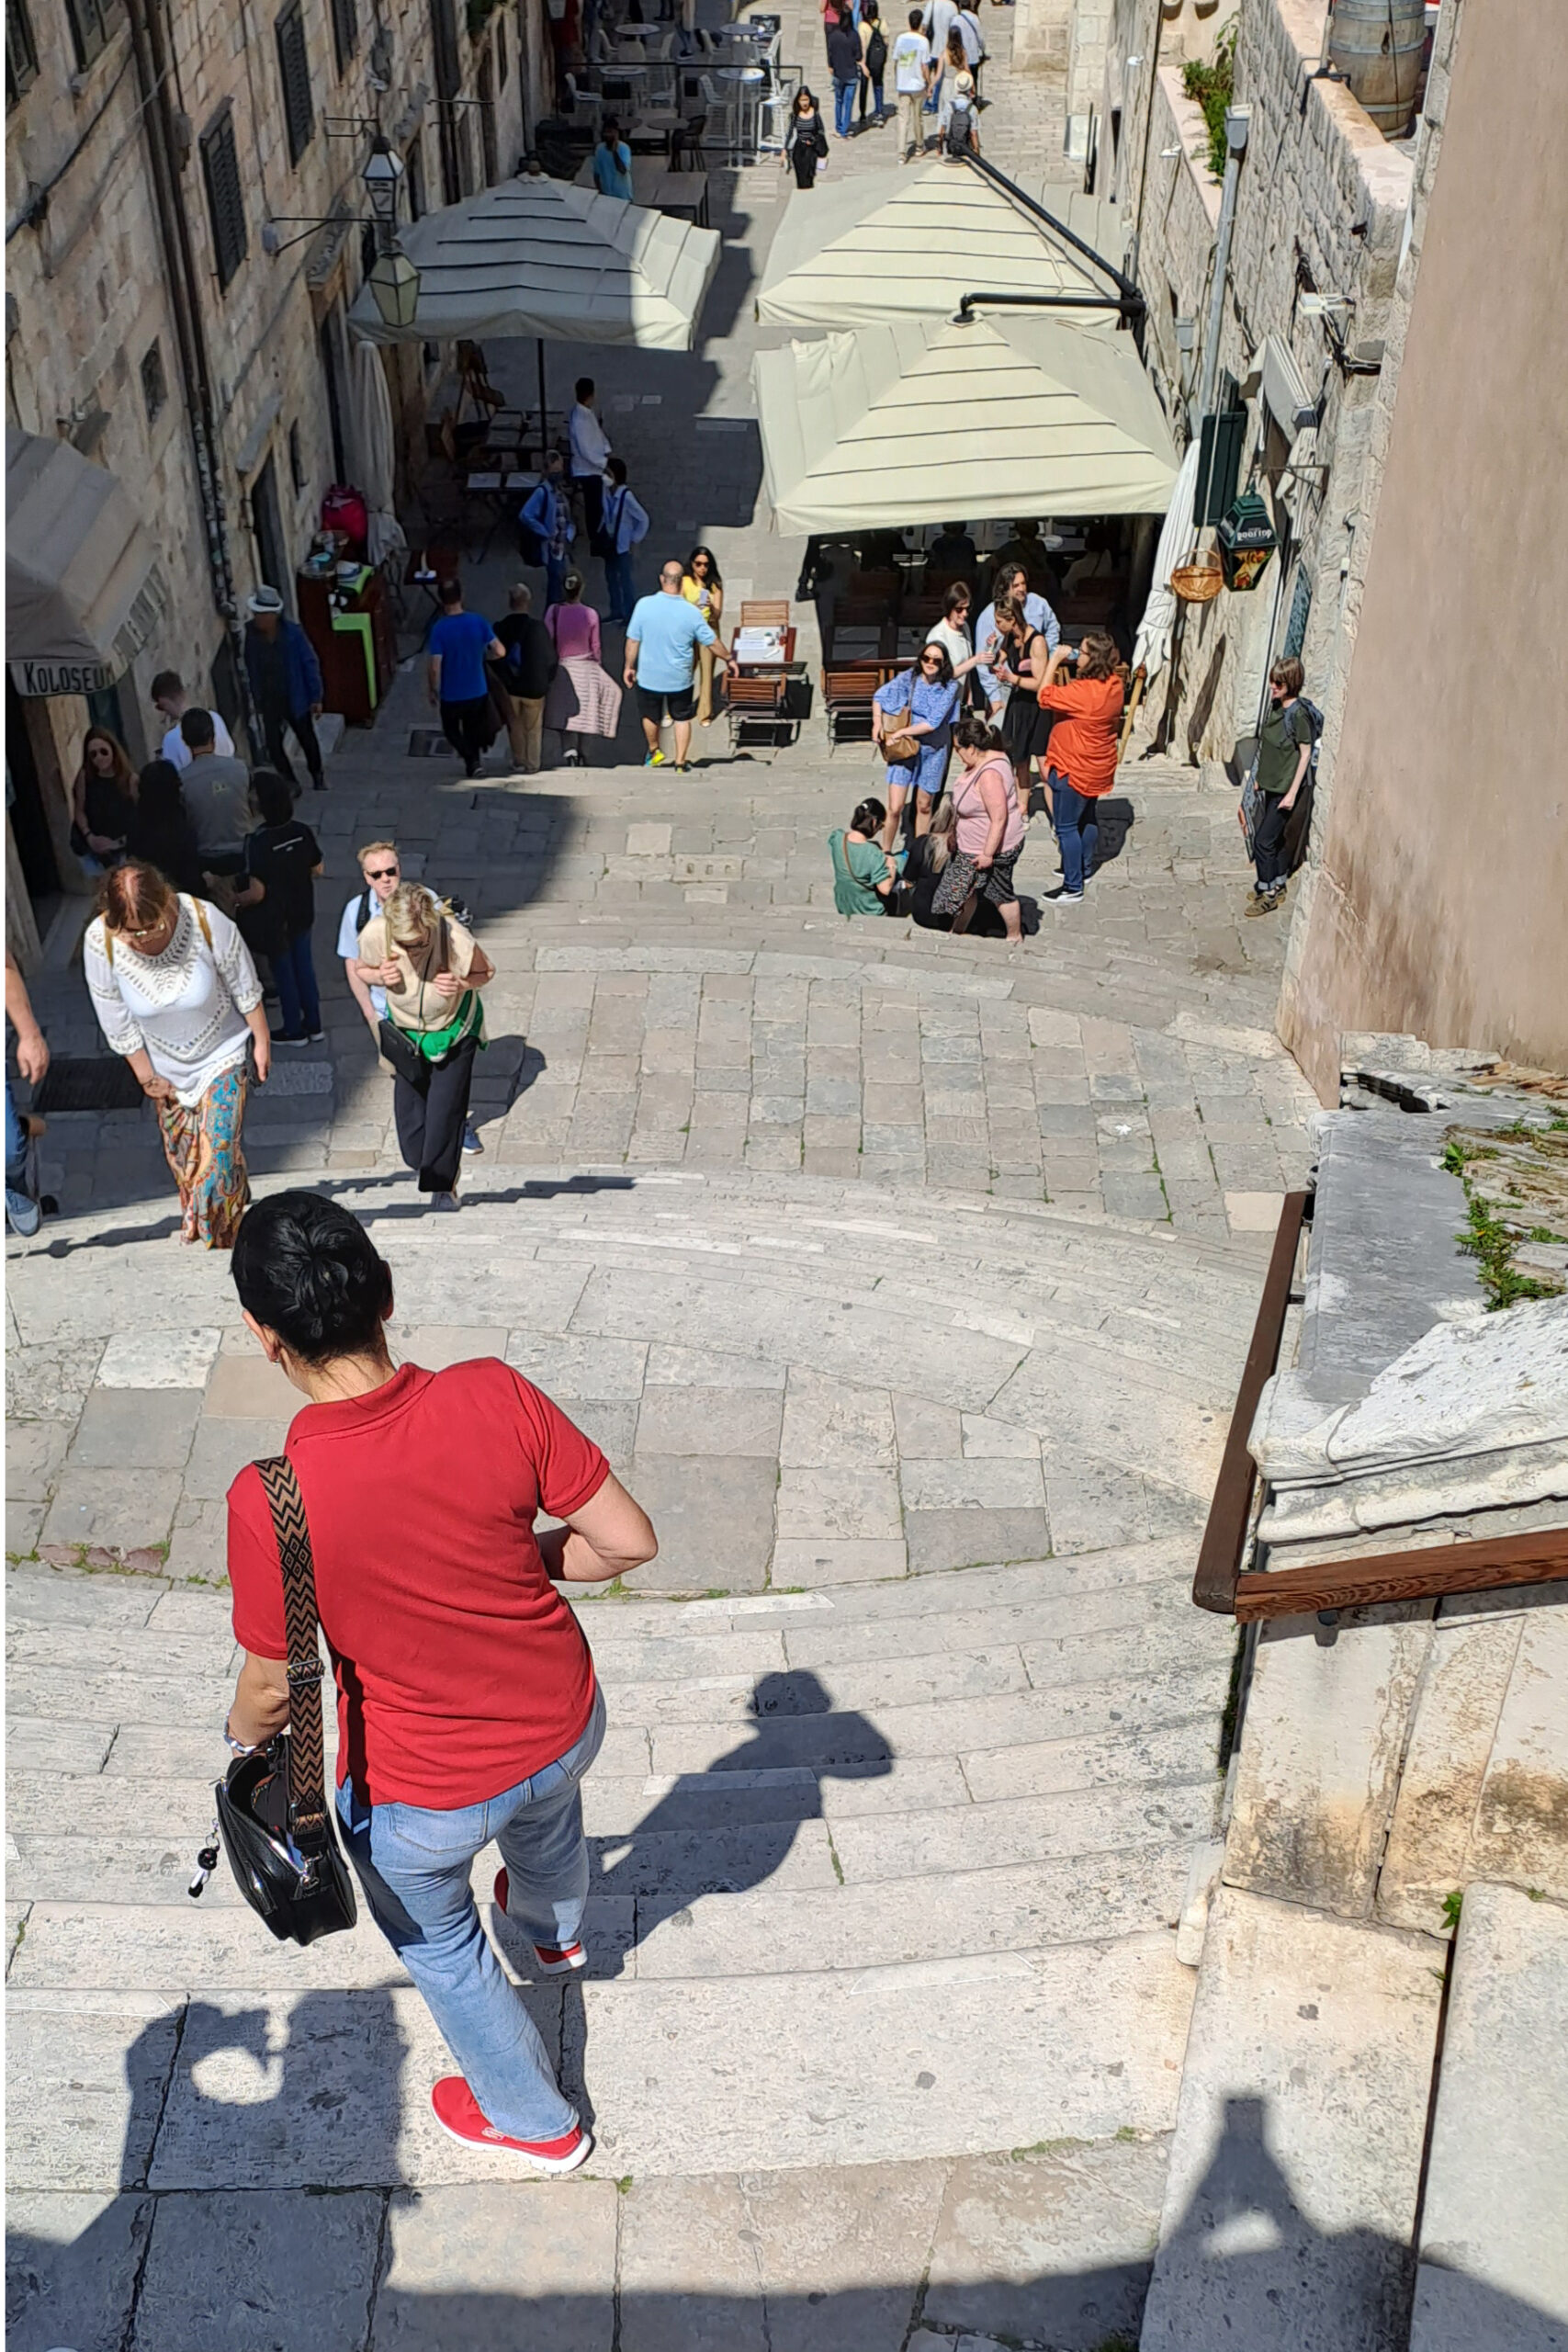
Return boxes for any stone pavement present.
[6,31,1321,2349]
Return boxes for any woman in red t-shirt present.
[1036,629,1126,903]
[222,1191,657,2174]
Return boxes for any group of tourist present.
[831,527,1134,935]
[799,0,983,167]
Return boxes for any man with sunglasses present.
[339,840,483,1157]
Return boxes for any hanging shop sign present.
[8,655,121,697]
[1218,492,1278,593]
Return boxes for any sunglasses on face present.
[919,654,942,668]
[365,865,399,881]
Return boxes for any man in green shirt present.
[1247,656,1314,915]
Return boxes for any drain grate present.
[31,1057,148,1114]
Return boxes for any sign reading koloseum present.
[8,655,121,696]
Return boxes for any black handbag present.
[192,1455,356,1947]
[377,1015,427,1086]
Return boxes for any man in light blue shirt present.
[975,560,1060,712]
[623,560,735,769]
[592,121,634,198]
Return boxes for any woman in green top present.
[830,797,897,918]
[1248,656,1314,915]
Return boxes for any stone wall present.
[1109,0,1412,770]
[1277,0,1568,1089]
[6,0,545,924]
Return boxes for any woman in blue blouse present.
[872,639,991,852]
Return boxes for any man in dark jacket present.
[244,587,327,792]
[491,584,558,775]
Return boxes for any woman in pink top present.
[542,572,621,763]
[543,572,601,663]
[931,717,1025,942]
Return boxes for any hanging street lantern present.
[367,245,421,331]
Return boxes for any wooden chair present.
[822,666,880,746]
[739,598,789,630]
[728,673,794,755]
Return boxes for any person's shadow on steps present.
[495,1670,894,1985]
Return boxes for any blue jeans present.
[336,1686,605,2141]
[544,551,568,609]
[1050,769,1099,894]
[834,76,858,136]
[271,928,321,1038]
[6,1078,39,1236]
[604,549,636,621]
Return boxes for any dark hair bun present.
[231,1192,392,1367]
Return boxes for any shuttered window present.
[63,0,123,74]
[200,107,248,289]
[330,0,356,74]
[6,0,39,103]
[276,1,314,165]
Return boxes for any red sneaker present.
[430,2075,592,2172]
[491,1869,588,1973]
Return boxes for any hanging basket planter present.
[1171,548,1224,604]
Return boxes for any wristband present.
[222,1713,260,1758]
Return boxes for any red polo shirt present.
[227,1360,609,1809]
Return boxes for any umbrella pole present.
[536,339,548,461]
[1118,665,1146,761]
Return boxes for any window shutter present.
[276,2,314,165]
[6,0,39,103]
[200,107,248,289]
[330,0,356,75]
[62,0,123,74]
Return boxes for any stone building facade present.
[6,0,548,962]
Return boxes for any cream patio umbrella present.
[346,174,722,351]
[756,161,1111,333]
[752,313,1180,536]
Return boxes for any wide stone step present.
[1137,1886,1443,2351]
[6,1935,1198,2190]
[1410,1881,1568,2350]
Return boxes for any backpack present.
[866,25,887,75]
[1298,695,1325,777]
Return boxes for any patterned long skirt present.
[156,1065,250,1249]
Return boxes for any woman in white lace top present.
[85,863,270,1247]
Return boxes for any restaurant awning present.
[756,161,1108,332]
[346,175,722,352]
[752,313,1181,535]
[6,427,167,695]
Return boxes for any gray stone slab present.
[576,1938,1194,2177]
[96,1327,221,1389]
[6,1419,71,1501]
[775,1467,902,1543]
[623,1454,776,1592]
[371,2181,617,2349]
[617,2173,765,2352]
[182,1414,293,1500]
[38,1470,184,1551]
[6,1992,183,2189]
[503,1332,650,1399]
[66,1388,201,1471]
[634,1385,784,1457]
[905,1508,1051,1575]
[741,2159,946,2352]
[131,2189,381,2350]
[6,1716,118,1772]
[924,2135,1170,2349]
[1411,1882,1568,2351]
[6,2189,154,2352]
[829,1780,1216,1883]
[201,1348,303,1415]
[1139,1887,1442,2352]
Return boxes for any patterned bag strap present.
[254,1455,331,1856]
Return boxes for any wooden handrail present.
[1191,1190,1310,1613]
[1195,1191,1568,1622]
[1234,1528,1568,1621]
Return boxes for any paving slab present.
[6,2189,154,2352]
[1139,1887,1443,2351]
[131,2188,383,2352]
[370,2180,617,2350]
[1411,1883,1568,2352]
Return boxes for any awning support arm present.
[957,152,1147,317]
[953,290,1144,323]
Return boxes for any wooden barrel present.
[1326,0,1427,137]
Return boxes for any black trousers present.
[440,694,492,775]
[260,703,323,788]
[575,471,604,547]
[1254,792,1291,889]
[392,1035,478,1193]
